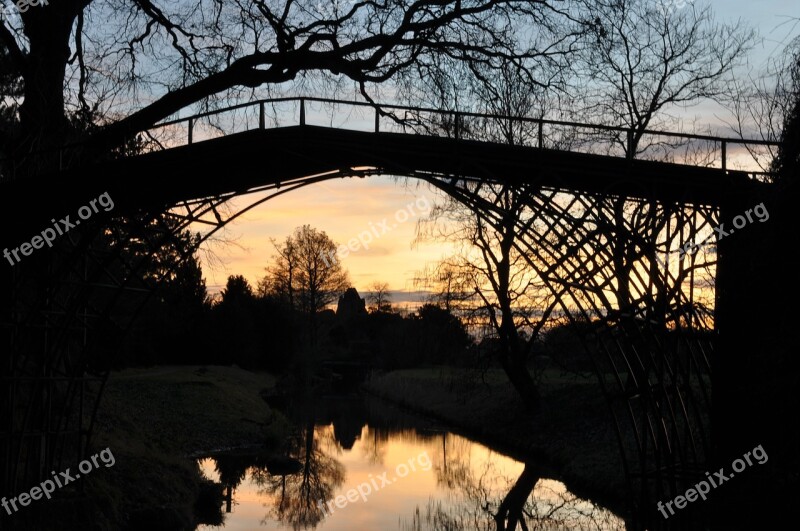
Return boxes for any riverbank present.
[364,367,631,520]
[14,365,288,530]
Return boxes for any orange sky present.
[198,175,455,308]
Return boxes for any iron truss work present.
[426,174,718,529]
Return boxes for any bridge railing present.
[0,96,782,181]
[140,96,780,179]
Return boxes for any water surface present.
[197,396,624,530]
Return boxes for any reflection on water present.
[253,421,344,528]
[197,396,624,530]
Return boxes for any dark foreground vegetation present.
[11,366,289,530]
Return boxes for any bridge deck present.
[0,125,766,245]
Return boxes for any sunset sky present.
[197,0,798,304]
[200,177,454,308]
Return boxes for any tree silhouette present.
[576,0,756,158]
[415,183,557,410]
[1,0,575,171]
[402,435,623,530]
[367,282,392,313]
[220,274,256,306]
[252,423,345,530]
[103,214,211,366]
[773,40,800,186]
[264,225,349,316]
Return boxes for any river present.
[196,394,625,530]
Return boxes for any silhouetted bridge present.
[1,96,775,230]
[0,96,781,529]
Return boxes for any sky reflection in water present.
[198,423,624,530]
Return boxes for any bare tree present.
[414,263,472,316]
[394,26,581,144]
[724,31,800,175]
[367,281,392,313]
[575,0,757,158]
[264,224,349,315]
[0,0,576,170]
[405,54,569,411]
[416,183,558,411]
[252,423,345,530]
[774,38,800,184]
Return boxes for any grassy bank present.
[15,365,288,530]
[365,367,630,519]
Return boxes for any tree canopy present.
[1,0,573,166]
[263,224,350,315]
